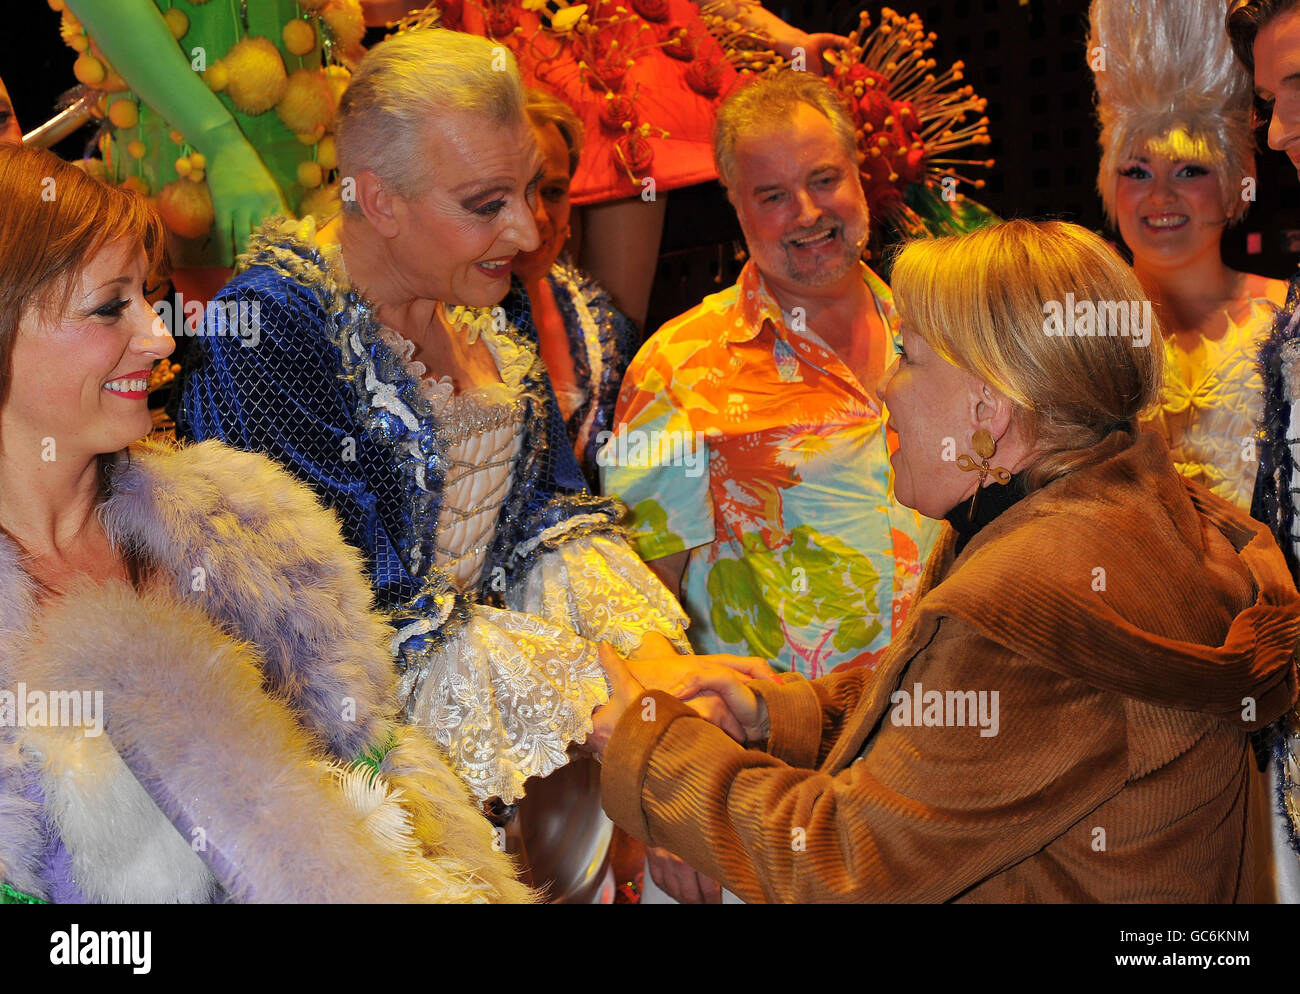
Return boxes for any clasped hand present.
[584,642,776,756]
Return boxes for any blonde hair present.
[1089,0,1256,226]
[337,29,525,211]
[890,220,1164,491]
[713,71,858,190]
[525,89,584,177]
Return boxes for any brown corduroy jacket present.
[602,431,1300,902]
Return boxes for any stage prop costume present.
[602,432,1300,903]
[1090,0,1300,901]
[602,260,937,678]
[392,5,996,230]
[0,439,532,905]
[393,0,761,205]
[819,8,997,252]
[57,0,360,265]
[1252,280,1300,901]
[539,253,639,488]
[1145,297,1279,510]
[177,218,690,806]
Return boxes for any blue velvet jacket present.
[177,223,622,661]
[538,254,638,489]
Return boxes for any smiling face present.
[513,121,572,286]
[728,103,868,295]
[0,75,21,147]
[1255,7,1300,178]
[877,325,989,520]
[1113,152,1229,268]
[2,239,174,462]
[389,110,543,307]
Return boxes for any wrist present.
[194,118,257,163]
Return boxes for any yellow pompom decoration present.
[127,139,147,159]
[317,135,338,171]
[77,158,109,182]
[158,179,214,238]
[169,129,186,144]
[174,156,193,177]
[283,19,316,56]
[121,175,150,197]
[58,8,81,47]
[108,99,139,129]
[102,69,129,93]
[297,161,324,189]
[74,55,106,86]
[276,69,335,136]
[162,7,189,39]
[324,66,351,110]
[189,152,206,171]
[204,62,229,92]
[321,0,366,54]
[296,127,325,145]
[68,33,89,53]
[188,168,206,184]
[222,37,287,114]
[299,183,342,223]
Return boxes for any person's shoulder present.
[861,263,893,305]
[1243,271,1289,310]
[631,282,743,364]
[194,260,339,360]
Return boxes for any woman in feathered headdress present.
[1090,0,1286,512]
[1090,0,1298,904]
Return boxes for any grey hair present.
[337,29,526,212]
[1089,0,1256,226]
[713,71,859,190]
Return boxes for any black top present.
[944,472,1029,558]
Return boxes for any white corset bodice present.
[374,323,525,590]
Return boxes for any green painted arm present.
[66,0,290,262]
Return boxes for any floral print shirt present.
[601,260,938,676]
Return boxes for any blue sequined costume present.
[178,219,689,803]
[1250,271,1300,900]
[538,254,638,489]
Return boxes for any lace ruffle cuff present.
[396,603,610,804]
[507,532,692,656]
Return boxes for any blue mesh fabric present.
[176,227,622,637]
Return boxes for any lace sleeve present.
[506,532,692,655]
[395,604,609,805]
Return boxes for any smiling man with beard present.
[601,71,935,903]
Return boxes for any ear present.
[968,380,1014,441]
[353,169,401,239]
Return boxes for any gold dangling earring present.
[955,429,1013,523]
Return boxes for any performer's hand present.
[669,665,770,743]
[625,631,681,663]
[761,20,850,76]
[646,845,722,904]
[792,31,852,76]
[205,133,291,264]
[586,643,647,756]
[626,651,776,740]
[627,649,778,685]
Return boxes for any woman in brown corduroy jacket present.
[586,220,1300,903]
